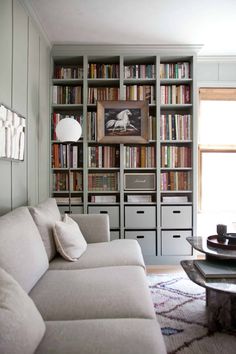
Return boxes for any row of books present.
[161,146,191,168]
[55,196,83,205]
[124,85,156,104]
[160,171,191,191]
[51,113,83,140]
[52,86,83,104]
[88,146,120,168]
[160,114,191,141]
[87,87,120,104]
[52,171,83,191]
[54,65,83,79]
[88,63,119,79]
[90,195,117,203]
[160,85,191,104]
[52,144,83,168]
[162,195,189,203]
[124,64,155,79]
[126,195,153,203]
[160,62,190,79]
[124,146,156,168]
[88,173,119,191]
[87,112,97,140]
[149,116,156,141]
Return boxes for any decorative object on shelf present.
[216,224,227,243]
[97,100,149,143]
[207,234,236,250]
[0,104,26,161]
[55,117,82,213]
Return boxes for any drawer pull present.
[173,210,181,214]
[173,235,181,238]
[136,235,144,239]
[100,211,108,214]
[136,210,144,214]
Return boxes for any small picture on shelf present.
[97,100,149,143]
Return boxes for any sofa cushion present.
[49,239,145,270]
[36,319,166,354]
[0,207,48,293]
[30,266,155,321]
[53,214,87,261]
[29,198,61,261]
[0,268,45,354]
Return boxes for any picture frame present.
[97,100,149,143]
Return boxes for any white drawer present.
[58,206,83,215]
[161,205,192,229]
[125,230,156,256]
[162,230,192,256]
[88,205,119,228]
[125,206,156,228]
[110,231,120,241]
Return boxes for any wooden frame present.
[97,100,149,143]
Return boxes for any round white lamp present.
[55,117,82,142]
[55,118,82,213]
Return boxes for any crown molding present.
[198,55,236,63]
[18,0,51,48]
[52,44,203,57]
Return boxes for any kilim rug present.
[148,273,236,354]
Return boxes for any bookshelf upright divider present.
[50,47,197,264]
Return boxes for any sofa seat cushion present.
[0,207,49,293]
[0,268,46,354]
[29,198,61,261]
[36,318,167,354]
[30,266,155,321]
[49,239,145,270]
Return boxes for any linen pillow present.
[0,268,45,354]
[29,198,61,261]
[53,214,87,261]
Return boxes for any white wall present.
[0,0,51,215]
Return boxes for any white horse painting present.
[106,109,138,132]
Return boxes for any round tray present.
[207,235,236,250]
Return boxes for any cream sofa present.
[0,198,166,354]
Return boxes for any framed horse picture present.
[97,100,149,143]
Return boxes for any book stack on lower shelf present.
[194,260,236,279]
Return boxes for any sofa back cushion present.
[0,267,45,354]
[0,207,49,293]
[29,198,61,261]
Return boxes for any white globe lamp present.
[55,117,82,142]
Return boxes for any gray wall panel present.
[0,161,12,214]
[38,38,50,203]
[27,20,39,206]
[11,0,28,209]
[219,63,236,81]
[197,62,218,82]
[0,0,12,107]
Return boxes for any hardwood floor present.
[146,265,184,274]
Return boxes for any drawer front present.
[161,206,192,228]
[58,206,83,215]
[125,206,156,228]
[88,206,119,228]
[125,231,156,256]
[162,230,192,256]
[110,231,120,241]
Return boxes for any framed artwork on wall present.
[97,100,149,143]
[0,104,26,161]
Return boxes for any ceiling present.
[24,0,236,55]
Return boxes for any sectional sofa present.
[0,198,166,354]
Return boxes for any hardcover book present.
[194,260,236,279]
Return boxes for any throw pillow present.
[29,198,61,261]
[0,268,45,354]
[53,214,87,261]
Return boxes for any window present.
[199,88,236,212]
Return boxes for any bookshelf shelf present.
[50,48,196,264]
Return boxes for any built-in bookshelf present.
[50,48,196,264]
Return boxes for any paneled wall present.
[197,58,236,85]
[0,0,50,215]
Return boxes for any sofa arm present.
[70,214,110,243]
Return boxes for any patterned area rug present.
[148,273,236,354]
